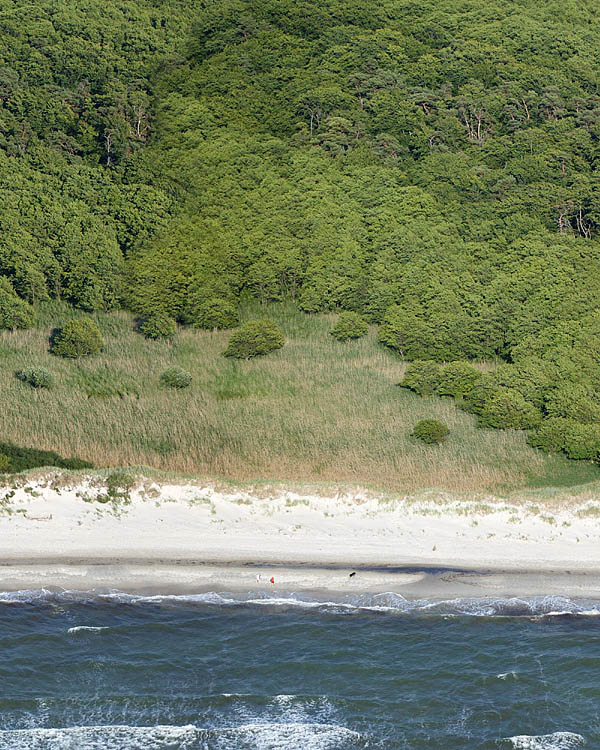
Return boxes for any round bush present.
[193,298,239,330]
[412,419,450,445]
[472,386,542,430]
[0,453,10,472]
[51,317,104,358]
[399,360,442,396]
[438,361,482,399]
[160,366,192,389]
[16,367,54,389]
[329,311,369,341]
[223,319,284,359]
[140,313,177,340]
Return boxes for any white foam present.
[0,724,198,750]
[66,626,109,634]
[507,731,585,749]
[0,722,363,750]
[2,588,600,618]
[211,722,363,749]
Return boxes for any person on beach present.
[270,576,275,584]
[256,574,261,583]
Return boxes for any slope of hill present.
[2,0,600,469]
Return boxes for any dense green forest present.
[3,0,600,464]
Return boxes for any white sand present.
[1,473,599,596]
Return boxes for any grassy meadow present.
[1,301,598,493]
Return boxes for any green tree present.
[329,311,368,341]
[51,317,104,358]
[0,278,35,330]
[223,319,284,358]
[399,360,442,396]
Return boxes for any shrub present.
[160,366,192,389]
[544,383,600,424]
[399,360,442,396]
[378,305,435,359]
[438,361,482,399]
[562,423,600,460]
[462,378,497,416]
[0,278,36,330]
[471,386,542,430]
[51,317,104,358]
[531,419,600,460]
[16,367,54,389]
[488,360,553,409]
[0,454,10,472]
[140,313,177,340]
[193,298,239,330]
[329,311,368,341]
[527,418,573,454]
[412,419,450,445]
[0,441,92,473]
[223,319,284,358]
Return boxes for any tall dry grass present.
[1,300,598,492]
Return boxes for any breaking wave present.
[1,589,599,618]
[505,731,585,749]
[0,722,364,749]
[66,626,109,634]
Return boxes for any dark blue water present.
[0,590,598,749]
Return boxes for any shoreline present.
[1,472,600,598]
[1,561,600,601]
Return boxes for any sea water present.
[0,589,598,749]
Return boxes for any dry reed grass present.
[1,300,598,492]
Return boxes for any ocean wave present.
[1,589,599,618]
[0,722,364,749]
[66,626,109,634]
[506,731,585,749]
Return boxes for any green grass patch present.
[0,299,598,493]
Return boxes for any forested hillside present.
[3,0,600,465]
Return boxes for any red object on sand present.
[270,577,275,584]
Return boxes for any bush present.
[51,317,104,358]
[412,419,450,445]
[544,383,600,424]
[399,360,442,396]
[378,305,435,360]
[329,311,368,341]
[223,319,284,358]
[438,361,482,399]
[16,367,54,389]
[527,418,573,454]
[193,298,239,330]
[487,360,553,409]
[160,366,192,389]
[462,378,498,416]
[0,278,36,330]
[0,441,93,473]
[0,454,9,472]
[529,418,600,460]
[562,424,600,460]
[472,386,542,430]
[140,313,177,340]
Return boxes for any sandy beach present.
[1,471,600,598]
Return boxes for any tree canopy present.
[3,0,600,459]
